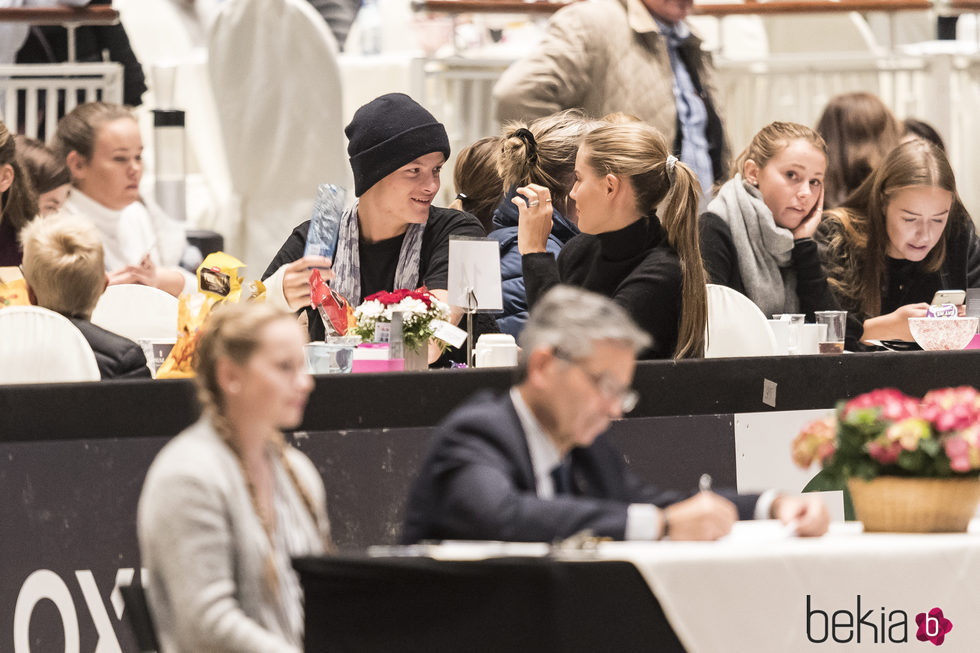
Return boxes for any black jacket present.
[69,318,151,380]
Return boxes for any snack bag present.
[243,279,267,302]
[157,293,216,379]
[197,252,246,302]
[0,278,30,308]
[310,268,354,336]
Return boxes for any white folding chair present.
[704,283,779,358]
[0,306,100,384]
[209,0,350,271]
[91,284,179,342]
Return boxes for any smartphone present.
[932,290,966,305]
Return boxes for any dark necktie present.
[551,462,572,496]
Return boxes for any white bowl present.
[908,317,979,351]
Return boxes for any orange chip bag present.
[156,293,217,379]
[0,277,30,308]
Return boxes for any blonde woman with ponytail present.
[138,303,330,653]
[518,122,707,359]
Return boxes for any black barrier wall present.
[2,352,979,651]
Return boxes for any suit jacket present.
[401,391,758,543]
[69,318,151,380]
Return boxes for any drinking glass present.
[814,310,847,354]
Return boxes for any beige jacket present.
[493,0,728,178]
[138,418,329,653]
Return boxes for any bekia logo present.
[916,608,952,646]
[806,595,953,646]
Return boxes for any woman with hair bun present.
[0,120,39,266]
[491,109,599,336]
[450,136,502,234]
[14,135,71,216]
[138,302,330,653]
[519,121,707,359]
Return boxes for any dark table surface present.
[294,554,687,653]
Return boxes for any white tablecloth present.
[419,523,980,652]
[600,522,980,652]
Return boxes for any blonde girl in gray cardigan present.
[138,303,330,653]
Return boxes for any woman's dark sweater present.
[522,215,682,359]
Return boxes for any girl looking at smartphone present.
[817,139,980,349]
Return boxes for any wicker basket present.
[847,476,980,533]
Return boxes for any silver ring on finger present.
[529,200,540,207]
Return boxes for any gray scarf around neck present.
[706,174,799,317]
[331,199,426,304]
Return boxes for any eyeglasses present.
[553,349,639,414]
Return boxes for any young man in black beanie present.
[262,93,488,363]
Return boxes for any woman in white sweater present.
[138,302,330,652]
[53,101,196,296]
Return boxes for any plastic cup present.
[814,310,847,354]
[800,323,827,355]
[766,319,790,355]
[304,336,361,374]
[772,313,805,354]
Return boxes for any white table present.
[419,522,980,652]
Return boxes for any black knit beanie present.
[345,93,451,197]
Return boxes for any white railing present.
[412,49,980,217]
[0,62,124,142]
[715,49,980,217]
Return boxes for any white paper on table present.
[448,237,503,312]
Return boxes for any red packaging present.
[310,269,353,336]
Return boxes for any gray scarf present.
[331,199,426,303]
[706,175,799,317]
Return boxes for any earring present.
[228,381,242,394]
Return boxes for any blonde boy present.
[20,212,150,378]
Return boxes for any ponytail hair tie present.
[665,154,678,184]
[513,127,538,165]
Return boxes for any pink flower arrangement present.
[791,416,837,468]
[841,388,920,422]
[920,387,980,432]
[793,386,980,479]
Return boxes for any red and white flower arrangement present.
[352,287,450,352]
